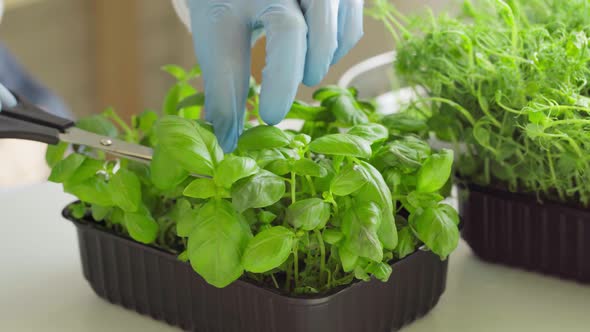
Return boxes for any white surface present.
[1,183,590,331]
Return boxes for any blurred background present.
[0,0,451,186]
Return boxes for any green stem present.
[293,240,300,289]
[306,175,317,196]
[314,229,326,286]
[291,172,297,203]
[270,274,279,289]
[417,97,477,125]
[103,108,136,141]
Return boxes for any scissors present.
[0,94,154,164]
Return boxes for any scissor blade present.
[59,127,153,164]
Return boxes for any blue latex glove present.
[187,0,364,152]
[0,83,17,110]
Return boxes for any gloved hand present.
[187,0,364,152]
[0,83,17,110]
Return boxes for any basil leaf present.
[381,113,428,133]
[45,142,68,168]
[67,158,104,185]
[183,178,219,199]
[409,204,460,260]
[110,169,142,212]
[214,155,259,188]
[238,126,291,151]
[162,64,187,80]
[259,211,277,224]
[312,86,350,101]
[232,170,286,212]
[322,228,343,245]
[416,149,454,193]
[292,159,328,177]
[124,206,159,244]
[64,178,113,207]
[287,101,328,121]
[396,226,417,259]
[309,134,372,159]
[337,246,358,273]
[242,226,295,273]
[355,161,398,250]
[176,201,201,237]
[77,114,118,137]
[156,116,223,176]
[328,95,369,126]
[405,191,444,213]
[265,159,292,175]
[341,201,383,263]
[372,136,431,171]
[48,153,86,183]
[150,147,189,191]
[286,198,331,231]
[347,123,389,143]
[188,200,252,288]
[366,262,393,282]
[330,164,368,196]
[91,204,111,221]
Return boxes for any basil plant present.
[48,65,459,294]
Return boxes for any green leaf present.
[372,137,431,171]
[286,198,331,230]
[67,158,104,185]
[48,153,85,183]
[265,159,292,175]
[405,191,444,212]
[286,101,328,121]
[259,211,277,224]
[188,200,252,288]
[337,246,358,272]
[91,205,111,221]
[183,178,218,199]
[175,200,201,237]
[366,262,393,282]
[292,159,328,177]
[135,110,159,133]
[156,116,223,176]
[312,86,350,102]
[162,64,187,80]
[124,206,159,244]
[70,202,87,219]
[110,169,142,212]
[64,178,113,207]
[330,164,368,196]
[232,170,286,212]
[150,147,189,191]
[242,226,295,273]
[341,201,383,263]
[355,161,398,250]
[309,134,372,159]
[396,226,417,259]
[214,155,259,188]
[328,95,369,126]
[323,228,343,245]
[381,113,428,133]
[416,149,454,193]
[409,204,460,259]
[46,142,68,168]
[347,123,389,143]
[238,126,291,151]
[76,114,118,137]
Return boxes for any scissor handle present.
[0,94,75,145]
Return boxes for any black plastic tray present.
[459,183,590,283]
[63,205,449,332]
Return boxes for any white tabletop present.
[1,182,589,332]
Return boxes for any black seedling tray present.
[63,204,449,332]
[459,182,590,283]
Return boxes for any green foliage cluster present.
[369,0,590,206]
[48,65,459,295]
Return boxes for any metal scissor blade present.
[59,127,153,164]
